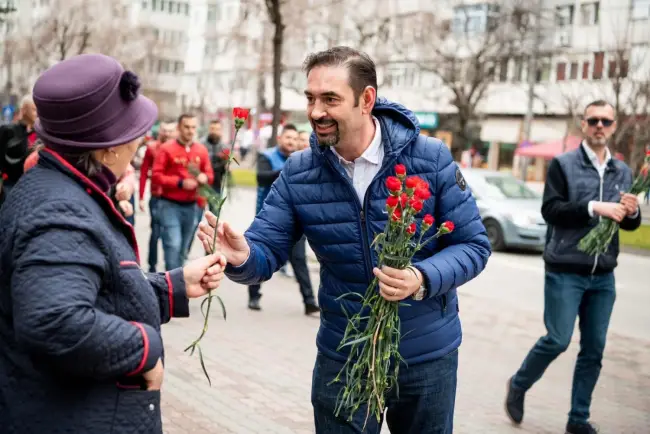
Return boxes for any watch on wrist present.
[408,266,427,300]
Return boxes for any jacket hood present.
[311,96,420,157]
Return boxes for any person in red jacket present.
[152,114,214,270]
[139,121,176,272]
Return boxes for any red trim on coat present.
[126,322,150,377]
[41,148,141,264]
[165,271,174,317]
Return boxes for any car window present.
[484,175,540,199]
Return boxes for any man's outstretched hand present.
[197,211,250,267]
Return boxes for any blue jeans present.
[125,195,136,226]
[512,271,616,425]
[147,197,161,272]
[158,199,199,271]
[312,349,458,433]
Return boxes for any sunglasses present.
[586,117,614,127]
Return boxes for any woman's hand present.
[118,200,134,217]
[183,252,227,298]
[143,358,164,391]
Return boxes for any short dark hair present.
[209,119,221,125]
[177,113,196,125]
[281,123,297,133]
[302,46,377,104]
[584,100,613,116]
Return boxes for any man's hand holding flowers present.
[197,211,251,266]
[373,265,424,302]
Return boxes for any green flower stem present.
[184,126,242,385]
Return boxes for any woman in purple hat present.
[0,54,225,433]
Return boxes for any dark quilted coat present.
[0,148,189,433]
[227,98,491,365]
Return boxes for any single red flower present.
[441,221,455,233]
[409,198,423,212]
[405,176,422,189]
[423,214,435,226]
[232,107,250,120]
[221,149,231,159]
[386,195,399,208]
[386,176,402,193]
[646,150,650,156]
[394,164,406,177]
[406,222,416,234]
[641,166,649,177]
[414,187,431,201]
[1,173,7,181]
[391,208,402,222]
[400,192,408,208]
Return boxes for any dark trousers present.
[125,195,136,226]
[248,236,316,305]
[311,349,458,433]
[147,197,161,272]
[512,271,616,425]
[158,198,199,270]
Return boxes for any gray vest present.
[543,147,633,273]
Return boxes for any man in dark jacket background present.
[0,95,37,207]
[198,46,490,433]
[248,123,319,315]
[203,119,228,194]
[505,100,641,434]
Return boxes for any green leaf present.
[339,334,371,348]
[233,157,240,165]
[198,346,212,387]
[216,295,227,320]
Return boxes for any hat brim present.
[34,95,158,150]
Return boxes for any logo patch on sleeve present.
[455,168,467,191]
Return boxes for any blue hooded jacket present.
[226,98,491,365]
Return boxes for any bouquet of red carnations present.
[331,164,454,428]
[578,150,650,256]
[184,107,249,385]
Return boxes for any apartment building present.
[0,0,204,119]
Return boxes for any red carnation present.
[400,193,408,208]
[386,195,399,208]
[414,187,431,201]
[646,150,650,156]
[406,222,416,234]
[232,107,250,129]
[441,221,455,234]
[405,176,422,189]
[391,208,402,222]
[386,176,402,193]
[394,164,406,178]
[232,107,250,120]
[221,149,231,159]
[423,214,435,227]
[409,198,423,212]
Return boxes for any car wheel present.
[484,219,506,251]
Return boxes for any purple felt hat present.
[33,53,158,150]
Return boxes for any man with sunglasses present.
[505,100,641,434]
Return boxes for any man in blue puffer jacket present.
[198,46,491,433]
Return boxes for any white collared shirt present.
[331,117,383,202]
[583,141,638,219]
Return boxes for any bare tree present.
[395,0,537,154]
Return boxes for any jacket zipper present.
[591,171,604,274]
[322,149,398,283]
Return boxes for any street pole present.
[520,0,544,182]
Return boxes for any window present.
[512,57,524,82]
[570,62,578,79]
[580,2,599,26]
[632,0,650,20]
[142,1,147,9]
[582,61,590,79]
[608,58,629,78]
[207,4,218,22]
[593,51,604,79]
[499,58,509,82]
[183,2,189,15]
[536,57,551,82]
[556,62,566,81]
[555,4,574,26]
[452,4,491,34]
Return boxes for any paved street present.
[134,187,650,434]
